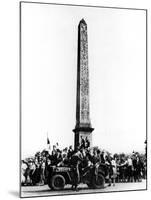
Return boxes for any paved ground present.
[21,179,147,197]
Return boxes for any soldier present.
[70,149,83,191]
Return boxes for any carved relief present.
[73,19,94,149]
[79,20,90,125]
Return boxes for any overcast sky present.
[21,3,146,158]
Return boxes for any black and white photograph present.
[20,2,147,198]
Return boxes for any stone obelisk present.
[73,19,94,149]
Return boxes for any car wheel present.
[50,174,65,190]
[92,174,105,189]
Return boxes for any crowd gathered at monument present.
[21,137,147,190]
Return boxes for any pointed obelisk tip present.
[79,18,87,25]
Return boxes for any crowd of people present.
[21,139,147,190]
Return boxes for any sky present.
[21,3,146,158]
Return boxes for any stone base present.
[73,127,94,150]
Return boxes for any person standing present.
[21,160,28,185]
[70,149,82,191]
[100,151,105,164]
[80,136,85,149]
[111,156,117,186]
[127,156,133,182]
[105,155,113,186]
[136,156,143,182]
[85,137,90,148]
[67,145,74,159]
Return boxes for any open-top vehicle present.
[47,163,109,190]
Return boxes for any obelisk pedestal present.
[73,19,94,150]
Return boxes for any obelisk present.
[73,19,94,149]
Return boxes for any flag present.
[47,137,50,145]
[47,136,51,150]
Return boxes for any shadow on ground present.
[8,191,19,197]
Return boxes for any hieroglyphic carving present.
[78,19,91,126]
[73,19,94,149]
